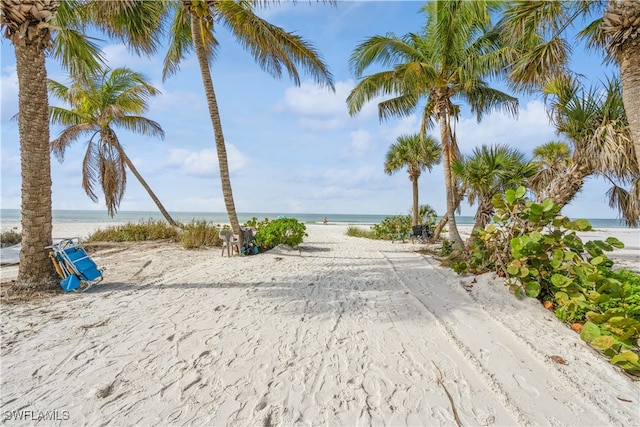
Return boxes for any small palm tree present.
[496,1,640,164]
[48,67,178,227]
[348,1,518,249]
[452,144,536,235]
[384,134,441,226]
[529,140,572,201]
[543,75,639,225]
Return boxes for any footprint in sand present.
[362,372,382,410]
[513,374,540,397]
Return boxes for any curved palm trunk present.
[411,174,419,226]
[546,162,591,208]
[438,115,465,249]
[191,15,242,236]
[15,39,56,287]
[618,36,640,164]
[473,197,494,232]
[119,150,179,228]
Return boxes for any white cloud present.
[341,129,376,158]
[165,145,249,177]
[278,79,381,131]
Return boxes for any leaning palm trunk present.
[118,147,179,229]
[15,38,56,287]
[545,162,591,209]
[191,14,241,236]
[473,197,494,233]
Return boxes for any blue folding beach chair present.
[47,238,103,292]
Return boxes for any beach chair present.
[47,238,103,292]
[411,225,432,244]
[219,229,240,257]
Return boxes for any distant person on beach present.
[323,217,328,225]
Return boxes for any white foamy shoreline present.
[1,223,638,426]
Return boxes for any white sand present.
[1,223,638,426]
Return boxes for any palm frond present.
[217,1,334,90]
[163,5,198,80]
[112,116,165,140]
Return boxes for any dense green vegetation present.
[452,187,640,375]
[85,216,309,252]
[254,218,307,251]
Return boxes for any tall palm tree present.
[384,133,441,226]
[496,0,640,164]
[544,75,639,226]
[1,0,101,287]
[48,67,178,227]
[159,1,334,236]
[529,140,572,201]
[347,0,518,249]
[1,0,166,288]
[452,144,536,234]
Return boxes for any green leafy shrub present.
[87,220,179,242]
[371,215,411,240]
[254,218,307,251]
[1,229,21,247]
[243,217,271,231]
[181,221,222,249]
[459,186,639,375]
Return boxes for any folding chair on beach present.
[411,224,432,244]
[47,238,104,292]
[219,229,240,257]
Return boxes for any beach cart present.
[47,238,103,292]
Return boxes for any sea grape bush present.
[253,218,307,251]
[461,186,639,375]
[371,215,411,240]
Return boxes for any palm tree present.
[48,67,178,227]
[452,144,536,235]
[529,140,572,201]
[543,75,639,226]
[1,0,166,288]
[384,133,441,226]
[496,1,640,165]
[159,1,334,236]
[347,0,518,249]
[1,0,101,287]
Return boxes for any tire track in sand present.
[383,250,616,426]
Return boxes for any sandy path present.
[1,225,638,426]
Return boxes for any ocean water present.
[0,209,631,228]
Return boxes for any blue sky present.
[0,1,622,219]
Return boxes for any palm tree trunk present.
[15,39,56,288]
[438,115,465,249]
[618,36,640,165]
[474,197,494,232]
[546,162,591,208]
[191,14,242,236]
[411,175,419,226]
[429,183,463,243]
[118,149,179,229]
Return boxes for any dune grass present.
[346,226,376,239]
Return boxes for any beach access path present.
[1,224,638,426]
